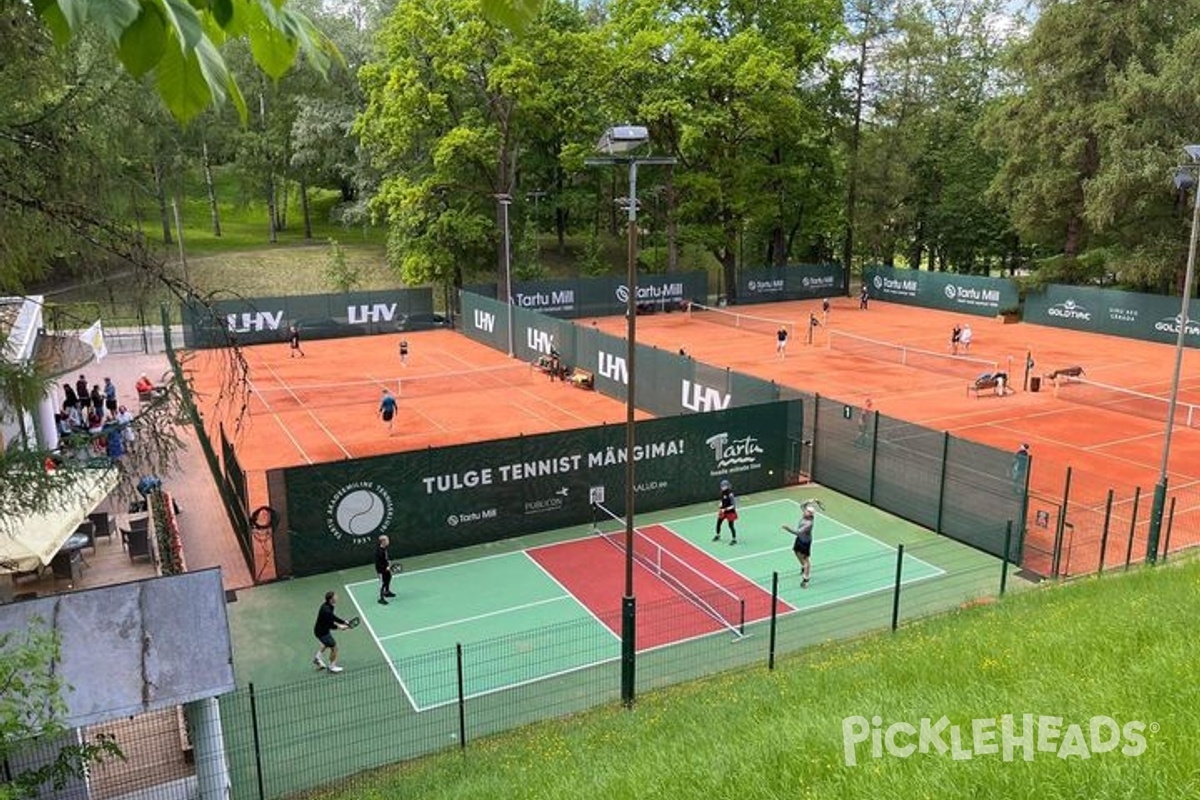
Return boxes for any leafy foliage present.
[30,0,341,124]
[0,619,122,800]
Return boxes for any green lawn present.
[299,558,1200,800]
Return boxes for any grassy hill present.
[304,560,1200,800]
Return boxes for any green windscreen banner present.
[181,288,435,348]
[463,272,708,318]
[737,264,846,304]
[864,266,1018,318]
[461,290,784,417]
[277,401,797,576]
[1023,284,1200,347]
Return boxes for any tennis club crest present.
[326,482,395,542]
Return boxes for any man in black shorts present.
[289,325,305,358]
[376,535,397,605]
[782,503,817,588]
[313,590,350,673]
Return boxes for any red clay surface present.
[588,296,1200,574]
[187,293,1200,578]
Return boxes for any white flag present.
[79,320,108,362]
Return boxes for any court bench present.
[967,373,1009,398]
[568,368,595,390]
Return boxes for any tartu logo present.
[842,714,1152,766]
[944,285,957,299]
[326,482,395,542]
[872,275,883,289]
[705,431,764,470]
[1047,299,1092,321]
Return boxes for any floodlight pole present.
[1149,146,1200,562]
[497,193,514,357]
[586,132,675,708]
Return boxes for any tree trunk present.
[300,176,312,240]
[267,174,278,243]
[666,168,679,272]
[278,178,289,232]
[153,160,173,245]
[842,31,870,296]
[202,139,221,237]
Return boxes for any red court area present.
[591,296,1200,572]
[529,525,789,649]
[186,329,648,506]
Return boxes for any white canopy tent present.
[0,467,118,573]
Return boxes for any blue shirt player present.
[379,388,398,435]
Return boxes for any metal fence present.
[43,538,1012,800]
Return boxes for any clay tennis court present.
[591,296,1200,573]
[187,291,1200,577]
[186,329,647,517]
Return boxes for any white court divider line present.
[342,583,420,711]
[380,595,578,642]
[247,375,314,465]
[667,498,799,526]
[409,654,622,714]
[523,553,622,644]
[723,532,859,564]
[262,361,351,460]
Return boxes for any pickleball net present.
[687,301,794,340]
[591,501,746,637]
[828,329,998,381]
[1053,375,1200,429]
[247,362,535,414]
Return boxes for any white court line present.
[381,595,578,641]
[523,553,622,642]
[262,361,352,460]
[246,376,313,465]
[343,583,420,711]
[723,532,858,564]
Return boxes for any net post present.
[738,598,745,637]
[1162,496,1176,562]
[890,544,905,631]
[1000,521,1012,597]
[768,572,779,671]
[1098,489,1114,574]
[1124,486,1141,571]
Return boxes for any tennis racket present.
[389,562,404,575]
[346,616,361,629]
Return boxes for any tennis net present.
[1054,375,1200,429]
[248,363,535,413]
[687,301,793,339]
[828,329,998,380]
[591,502,745,637]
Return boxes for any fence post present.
[935,432,949,535]
[248,683,266,800]
[1123,487,1141,571]
[1000,522,1012,597]
[1051,467,1072,578]
[1098,489,1114,574]
[1162,497,1177,563]
[456,643,467,748]
[768,572,779,671]
[868,411,879,505]
[810,394,821,482]
[891,544,905,631]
